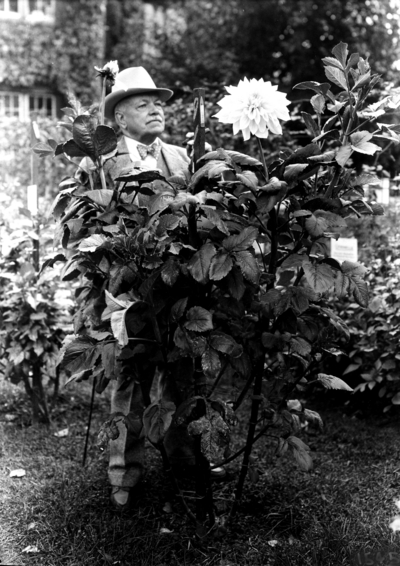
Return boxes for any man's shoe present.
[210,464,227,480]
[110,486,132,511]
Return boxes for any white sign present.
[27,184,38,215]
[330,237,358,263]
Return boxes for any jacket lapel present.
[160,141,190,177]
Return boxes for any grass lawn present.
[1,379,400,566]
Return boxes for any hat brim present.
[104,88,174,120]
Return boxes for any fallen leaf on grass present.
[22,545,39,553]
[9,469,26,477]
[53,428,69,437]
[4,414,18,422]
[267,540,279,547]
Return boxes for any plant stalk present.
[229,359,264,520]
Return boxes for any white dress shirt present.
[123,136,160,170]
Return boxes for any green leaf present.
[63,337,101,374]
[303,409,323,430]
[187,243,216,283]
[321,56,345,70]
[324,66,347,90]
[201,346,221,377]
[147,191,175,215]
[85,189,114,207]
[341,261,368,278]
[209,252,233,281]
[209,331,242,358]
[184,307,213,332]
[39,253,66,274]
[350,131,381,156]
[305,214,329,238]
[334,271,351,298]
[225,267,246,300]
[170,297,188,322]
[32,141,55,158]
[261,288,291,318]
[287,436,313,471]
[301,111,319,137]
[94,125,118,156]
[72,115,96,159]
[352,278,369,308]
[225,150,262,168]
[143,400,176,445]
[203,207,230,235]
[317,373,353,391]
[335,144,353,167]
[115,168,165,183]
[352,71,371,91]
[290,336,311,357]
[189,160,232,190]
[161,258,180,286]
[103,290,133,316]
[187,416,216,459]
[62,139,88,158]
[303,263,334,293]
[293,81,331,96]
[222,226,258,253]
[78,234,107,252]
[234,251,260,284]
[110,310,130,347]
[331,42,349,67]
[236,170,258,190]
[156,214,180,237]
[101,342,121,379]
[310,94,325,114]
[283,164,309,183]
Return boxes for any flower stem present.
[100,77,106,125]
[257,137,269,181]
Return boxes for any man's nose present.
[149,103,162,114]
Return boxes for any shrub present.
[38,44,399,535]
[330,206,400,411]
[0,184,73,423]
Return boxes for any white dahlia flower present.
[214,77,291,141]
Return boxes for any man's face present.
[115,94,165,145]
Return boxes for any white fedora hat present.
[104,66,174,119]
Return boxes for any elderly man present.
[102,67,224,511]
[103,66,190,183]
[102,67,192,510]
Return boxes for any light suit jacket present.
[104,136,190,184]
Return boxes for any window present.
[0,91,56,120]
[0,0,55,19]
[0,93,21,118]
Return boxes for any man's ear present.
[114,111,126,129]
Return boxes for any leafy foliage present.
[0,200,73,423]
[330,220,400,411]
[39,43,399,530]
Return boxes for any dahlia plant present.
[35,43,399,536]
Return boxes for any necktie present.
[137,141,161,161]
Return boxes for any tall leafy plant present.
[0,212,71,423]
[38,44,399,535]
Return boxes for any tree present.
[110,0,400,91]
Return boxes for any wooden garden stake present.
[29,120,40,272]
